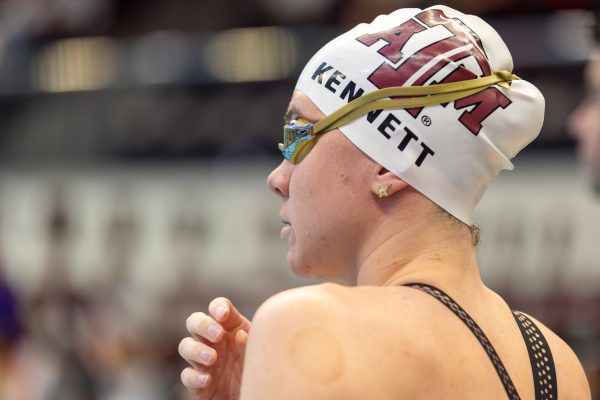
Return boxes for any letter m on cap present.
[356,9,511,135]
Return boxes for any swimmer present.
[179,6,591,399]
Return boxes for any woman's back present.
[240,282,590,400]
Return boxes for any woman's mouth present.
[280,221,291,239]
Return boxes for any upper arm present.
[556,340,592,400]
[239,286,348,400]
[525,314,592,400]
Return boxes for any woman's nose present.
[267,161,292,198]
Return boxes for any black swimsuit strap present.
[512,311,558,400]
[403,283,521,400]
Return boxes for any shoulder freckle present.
[289,327,346,384]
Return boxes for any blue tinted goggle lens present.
[279,120,315,162]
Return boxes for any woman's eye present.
[284,122,312,148]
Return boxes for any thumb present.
[235,329,248,352]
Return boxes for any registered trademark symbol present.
[421,115,432,126]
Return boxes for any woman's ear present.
[371,166,409,198]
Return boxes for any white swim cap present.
[295,5,545,224]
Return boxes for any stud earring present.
[376,184,392,198]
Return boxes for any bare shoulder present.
[249,282,437,334]
[239,284,350,400]
[239,283,443,400]
[251,283,346,320]
[521,313,592,400]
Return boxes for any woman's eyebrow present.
[283,106,313,124]
[283,107,299,123]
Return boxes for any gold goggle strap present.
[290,137,318,164]
[312,70,519,135]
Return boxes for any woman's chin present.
[286,251,313,277]
[287,254,306,276]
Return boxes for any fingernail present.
[207,325,221,340]
[198,374,209,386]
[215,305,226,320]
[200,349,212,364]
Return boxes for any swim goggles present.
[278,70,519,164]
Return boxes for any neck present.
[354,214,481,289]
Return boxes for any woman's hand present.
[179,298,251,400]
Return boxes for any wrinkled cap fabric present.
[295,5,545,224]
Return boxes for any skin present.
[569,46,600,190]
[179,90,591,399]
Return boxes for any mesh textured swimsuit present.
[404,283,557,400]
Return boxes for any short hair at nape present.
[438,207,480,247]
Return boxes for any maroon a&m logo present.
[356,9,512,135]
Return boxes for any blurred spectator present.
[0,271,21,352]
[0,264,23,398]
[0,261,57,400]
[566,11,600,397]
[569,45,600,193]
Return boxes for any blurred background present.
[0,0,598,398]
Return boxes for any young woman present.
[179,6,591,399]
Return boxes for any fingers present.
[179,337,217,367]
[186,312,225,343]
[179,300,250,399]
[208,297,251,332]
[181,367,212,393]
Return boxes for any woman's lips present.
[280,222,291,239]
